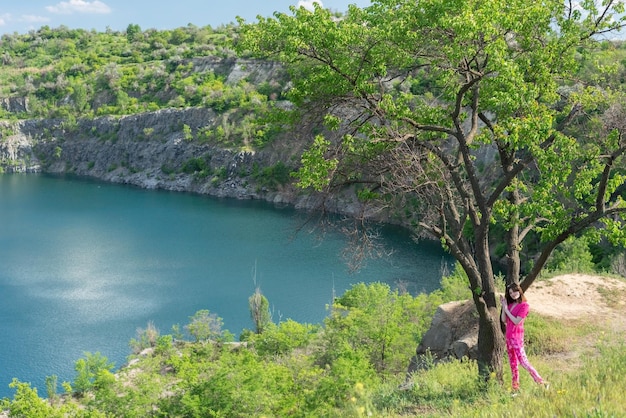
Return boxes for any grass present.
[370,315,626,417]
[596,284,626,309]
[368,351,625,417]
[308,297,626,418]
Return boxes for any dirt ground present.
[524,273,626,331]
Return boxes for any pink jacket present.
[505,302,529,342]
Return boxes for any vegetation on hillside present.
[0,23,287,150]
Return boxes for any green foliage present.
[154,334,174,357]
[545,236,596,274]
[72,351,115,395]
[126,23,142,42]
[160,164,176,175]
[182,123,193,141]
[356,186,380,201]
[2,379,56,418]
[0,24,283,132]
[248,287,272,334]
[162,348,306,417]
[180,156,208,174]
[437,263,473,302]
[2,273,625,417]
[45,374,58,404]
[321,282,432,376]
[296,135,338,191]
[0,379,101,417]
[249,319,320,357]
[313,351,380,410]
[251,161,293,189]
[184,309,230,342]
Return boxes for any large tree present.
[237,0,626,379]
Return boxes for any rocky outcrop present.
[407,300,478,374]
[2,108,282,197]
[0,106,378,219]
[0,97,28,113]
[0,125,40,173]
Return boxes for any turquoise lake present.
[0,173,453,399]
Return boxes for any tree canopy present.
[237,0,626,379]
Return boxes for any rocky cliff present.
[0,56,392,219]
[0,106,376,218]
[1,108,276,194]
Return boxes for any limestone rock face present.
[0,97,28,113]
[407,300,478,374]
[0,123,39,173]
[0,107,373,217]
[0,108,277,199]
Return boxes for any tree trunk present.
[506,188,522,285]
[473,216,506,381]
[476,305,506,382]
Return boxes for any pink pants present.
[506,338,543,388]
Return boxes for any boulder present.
[407,300,478,374]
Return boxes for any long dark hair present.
[505,282,527,304]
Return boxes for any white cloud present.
[0,14,9,27]
[21,15,51,24]
[46,0,111,15]
[297,0,323,11]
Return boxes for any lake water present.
[0,174,452,399]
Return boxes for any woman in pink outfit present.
[500,283,545,391]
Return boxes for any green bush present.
[1,379,56,418]
[72,352,115,395]
[184,309,229,342]
[437,262,474,302]
[248,288,272,334]
[180,156,208,174]
[321,282,430,376]
[251,320,320,357]
[251,161,293,189]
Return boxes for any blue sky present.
[0,0,372,36]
